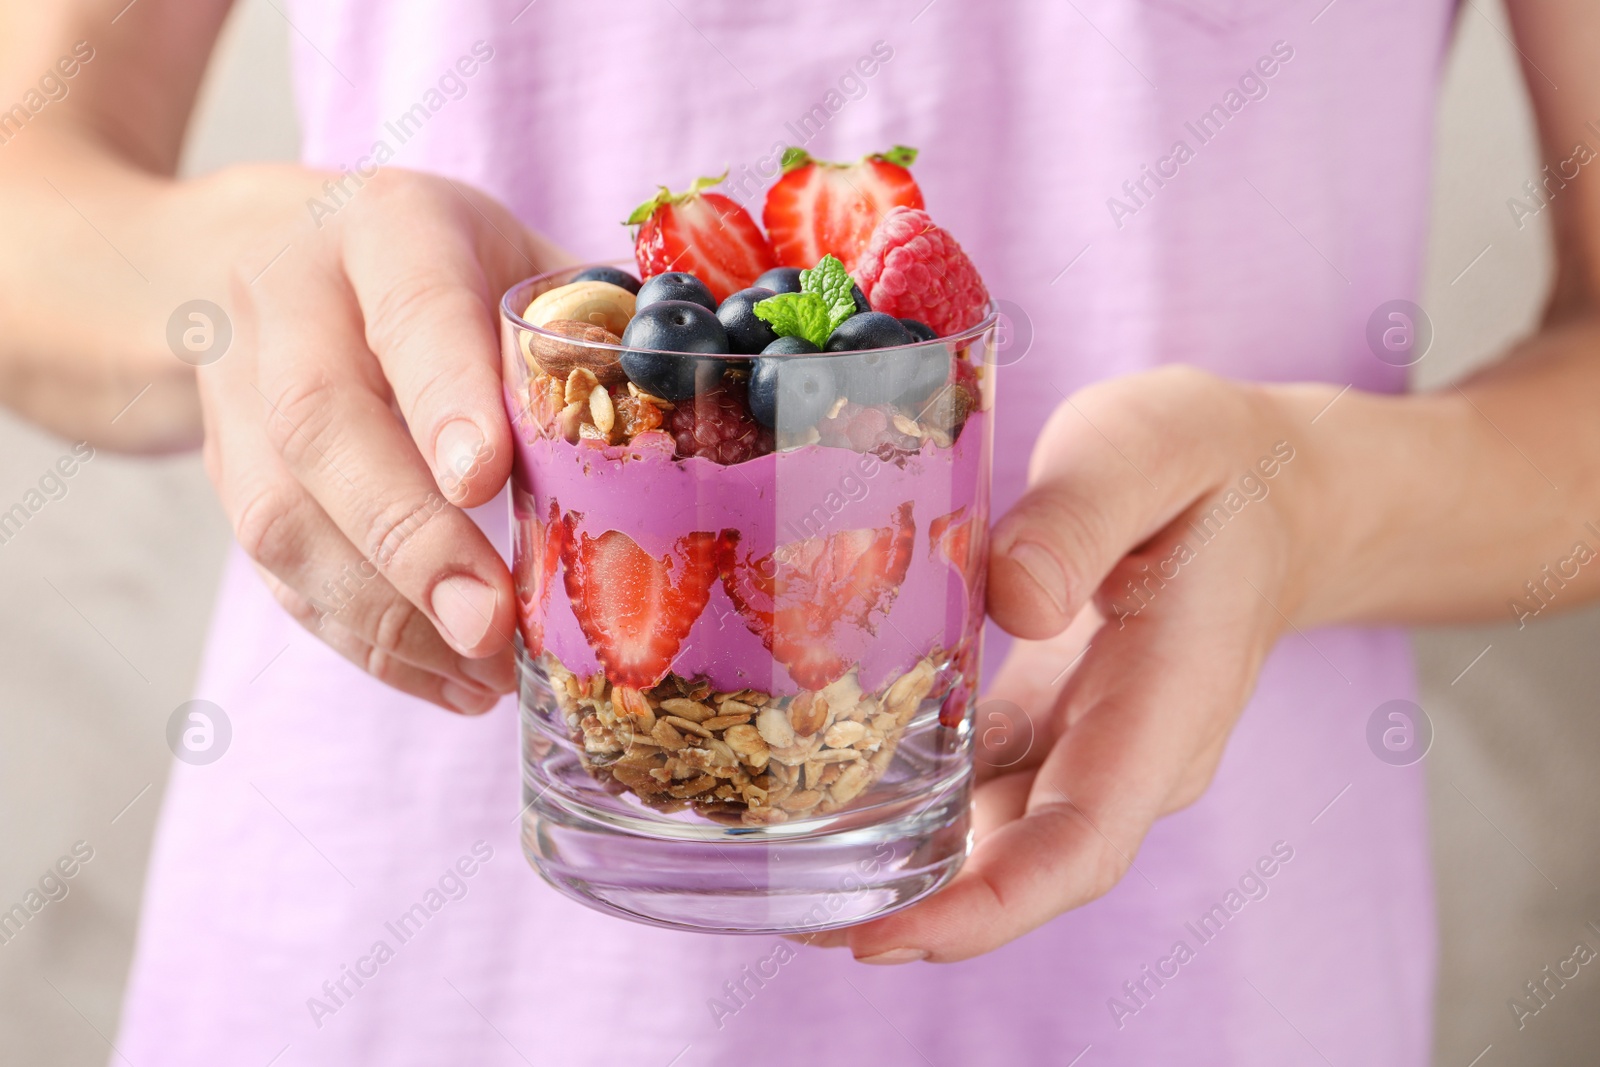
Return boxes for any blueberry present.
[620,301,729,402]
[754,267,804,294]
[749,357,839,433]
[760,335,822,355]
[570,265,642,295]
[899,318,937,342]
[636,272,717,314]
[825,312,913,352]
[851,283,872,315]
[896,346,954,408]
[716,287,779,355]
[824,313,917,404]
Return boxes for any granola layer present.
[538,653,943,826]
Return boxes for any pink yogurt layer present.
[509,409,990,698]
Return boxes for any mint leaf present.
[753,292,833,348]
[799,254,858,335]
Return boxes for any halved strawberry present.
[512,498,565,656]
[560,518,727,688]
[629,174,775,304]
[722,502,916,689]
[762,146,924,273]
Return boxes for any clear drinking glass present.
[501,263,997,933]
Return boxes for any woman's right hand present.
[200,168,570,714]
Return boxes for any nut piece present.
[824,721,867,748]
[613,686,655,733]
[756,706,796,748]
[524,280,636,335]
[724,724,770,768]
[885,658,936,722]
[565,367,600,406]
[529,319,627,386]
[659,698,713,722]
[557,402,585,444]
[829,762,872,805]
[788,693,828,737]
[589,384,615,436]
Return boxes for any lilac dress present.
[118,1,1451,1063]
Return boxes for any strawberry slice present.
[930,505,987,635]
[512,499,565,656]
[762,146,924,273]
[722,502,916,690]
[560,518,727,688]
[930,506,985,594]
[630,174,776,304]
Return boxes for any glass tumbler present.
[501,264,997,933]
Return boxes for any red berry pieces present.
[513,499,566,657]
[560,520,728,689]
[853,207,990,338]
[930,504,986,636]
[666,380,775,464]
[816,401,921,459]
[721,502,917,689]
[630,176,776,304]
[763,147,925,273]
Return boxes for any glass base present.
[520,771,972,934]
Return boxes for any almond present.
[530,320,627,386]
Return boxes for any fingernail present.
[461,649,517,693]
[442,679,498,715]
[855,947,928,966]
[434,419,485,498]
[1007,540,1068,614]
[431,575,497,652]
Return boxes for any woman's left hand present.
[833,366,1334,963]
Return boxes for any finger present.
[200,296,514,693]
[986,367,1249,640]
[229,466,515,692]
[848,524,1273,962]
[343,177,564,507]
[256,566,501,715]
[972,602,1100,784]
[252,245,516,659]
[970,769,1034,840]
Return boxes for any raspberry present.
[667,381,774,464]
[817,401,921,459]
[854,207,989,339]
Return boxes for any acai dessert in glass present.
[503,148,997,932]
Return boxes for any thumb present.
[987,369,1235,640]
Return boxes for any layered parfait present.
[504,148,994,828]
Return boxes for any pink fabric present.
[119,1,1452,1063]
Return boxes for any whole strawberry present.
[853,207,989,338]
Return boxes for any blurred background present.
[2,1,1596,1063]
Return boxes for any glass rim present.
[500,259,1001,361]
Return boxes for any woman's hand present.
[200,169,569,715]
[838,366,1330,962]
